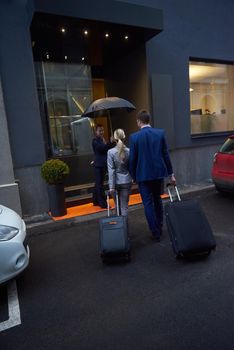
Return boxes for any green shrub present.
[41,159,70,185]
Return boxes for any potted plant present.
[41,159,70,217]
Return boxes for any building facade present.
[1,0,234,216]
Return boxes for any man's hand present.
[110,136,116,143]
[169,174,176,186]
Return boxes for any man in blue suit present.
[92,124,115,208]
[129,110,176,241]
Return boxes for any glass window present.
[189,61,234,135]
[36,62,94,156]
[220,137,234,154]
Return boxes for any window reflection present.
[189,61,234,135]
[36,62,94,155]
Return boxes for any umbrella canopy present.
[82,97,136,117]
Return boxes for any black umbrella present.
[82,97,136,117]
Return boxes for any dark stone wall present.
[0,0,46,168]
[34,0,163,30]
[123,0,234,148]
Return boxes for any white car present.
[0,205,30,284]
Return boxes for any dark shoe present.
[100,204,108,209]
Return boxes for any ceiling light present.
[189,88,194,92]
[124,35,129,40]
[46,53,50,60]
[65,55,68,60]
[189,64,226,83]
[105,33,109,38]
[84,30,88,36]
[61,28,66,33]
[82,57,85,61]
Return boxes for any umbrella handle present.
[107,110,113,136]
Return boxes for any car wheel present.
[215,185,223,192]
[215,185,228,196]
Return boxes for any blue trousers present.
[138,179,164,237]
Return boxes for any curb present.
[26,183,215,237]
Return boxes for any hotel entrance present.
[31,13,159,205]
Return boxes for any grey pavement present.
[25,180,215,236]
[1,181,234,350]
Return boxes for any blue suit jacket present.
[92,137,115,168]
[129,126,173,182]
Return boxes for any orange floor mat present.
[51,193,169,221]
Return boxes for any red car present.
[212,135,234,193]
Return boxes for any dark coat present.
[92,136,115,168]
[129,126,173,182]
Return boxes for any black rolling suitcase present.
[99,191,130,263]
[165,185,216,258]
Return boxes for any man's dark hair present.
[136,110,150,124]
[95,124,104,130]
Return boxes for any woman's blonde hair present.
[114,129,126,162]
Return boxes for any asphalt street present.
[1,189,234,350]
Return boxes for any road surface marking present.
[0,280,21,332]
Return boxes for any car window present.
[220,138,234,154]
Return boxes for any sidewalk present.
[25,180,215,236]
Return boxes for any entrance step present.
[65,182,108,207]
[65,183,139,207]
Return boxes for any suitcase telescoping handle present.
[107,190,120,217]
[166,184,181,202]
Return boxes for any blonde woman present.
[107,129,132,216]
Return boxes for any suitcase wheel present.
[176,250,212,260]
[200,250,212,258]
[101,253,131,263]
[125,252,131,262]
[175,253,183,259]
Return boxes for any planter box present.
[48,184,67,217]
